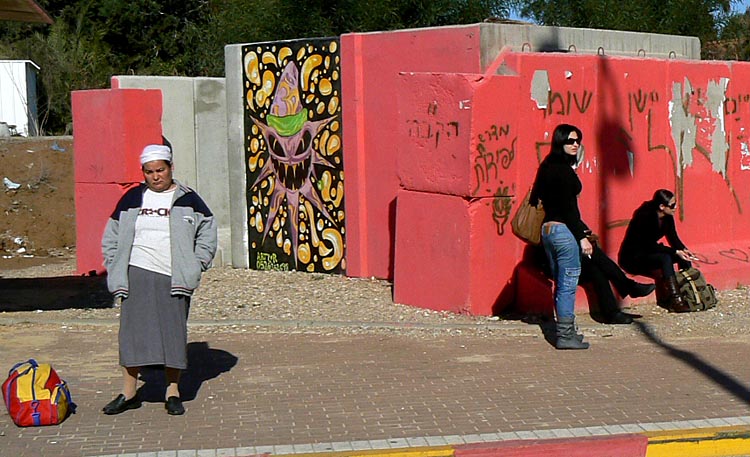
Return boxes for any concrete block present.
[75,182,138,275]
[341,27,484,280]
[194,77,231,266]
[513,261,602,316]
[397,72,520,197]
[477,22,700,63]
[112,76,197,188]
[393,189,520,316]
[71,89,162,184]
[225,44,250,268]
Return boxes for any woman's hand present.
[677,249,697,262]
[580,237,593,258]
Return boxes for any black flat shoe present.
[604,312,634,325]
[629,282,656,298]
[102,394,141,415]
[165,396,185,415]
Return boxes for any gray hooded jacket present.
[101,181,217,297]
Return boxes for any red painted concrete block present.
[397,72,520,198]
[71,89,162,184]
[592,57,673,254]
[454,434,647,457]
[75,182,138,275]
[393,189,519,315]
[513,261,658,316]
[341,26,484,280]
[680,241,750,290]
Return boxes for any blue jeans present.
[541,223,581,319]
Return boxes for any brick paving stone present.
[1,323,749,456]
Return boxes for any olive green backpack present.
[676,267,718,312]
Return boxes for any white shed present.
[0,60,40,136]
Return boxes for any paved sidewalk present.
[0,317,749,456]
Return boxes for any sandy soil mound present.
[0,136,75,269]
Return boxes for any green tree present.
[1,4,114,134]
[515,0,732,52]
[197,0,513,75]
[0,0,519,133]
[0,0,216,133]
[712,6,750,60]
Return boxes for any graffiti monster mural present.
[242,40,344,273]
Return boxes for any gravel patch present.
[1,253,748,340]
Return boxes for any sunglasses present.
[563,138,581,145]
[667,202,677,209]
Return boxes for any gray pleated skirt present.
[119,266,190,369]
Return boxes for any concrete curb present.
[238,427,750,457]
[227,434,648,456]
[88,424,750,457]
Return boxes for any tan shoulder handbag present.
[511,188,545,245]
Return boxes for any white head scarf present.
[140,144,172,165]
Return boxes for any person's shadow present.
[135,342,238,402]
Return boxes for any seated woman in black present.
[618,189,693,312]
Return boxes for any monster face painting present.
[243,40,345,273]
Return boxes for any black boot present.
[665,276,690,312]
[649,270,671,309]
[556,317,590,350]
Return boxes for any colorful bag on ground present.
[511,188,545,245]
[676,267,718,312]
[2,359,75,427]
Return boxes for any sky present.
[731,0,750,14]
[509,0,750,22]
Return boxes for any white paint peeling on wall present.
[741,142,750,171]
[627,150,634,177]
[706,77,729,176]
[669,78,697,178]
[531,70,550,109]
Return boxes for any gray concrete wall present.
[224,44,249,268]
[194,77,231,267]
[478,23,701,71]
[112,75,232,266]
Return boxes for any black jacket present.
[530,153,590,241]
[618,200,686,270]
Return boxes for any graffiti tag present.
[491,183,513,236]
[547,90,593,116]
[406,119,460,148]
[473,137,517,195]
[256,252,290,271]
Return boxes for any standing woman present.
[101,144,217,415]
[618,189,692,312]
[530,124,590,349]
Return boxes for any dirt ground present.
[0,137,75,269]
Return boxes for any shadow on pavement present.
[0,274,113,312]
[136,342,238,403]
[635,320,750,406]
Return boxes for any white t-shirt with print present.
[129,188,175,276]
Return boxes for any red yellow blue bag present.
[2,359,75,426]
